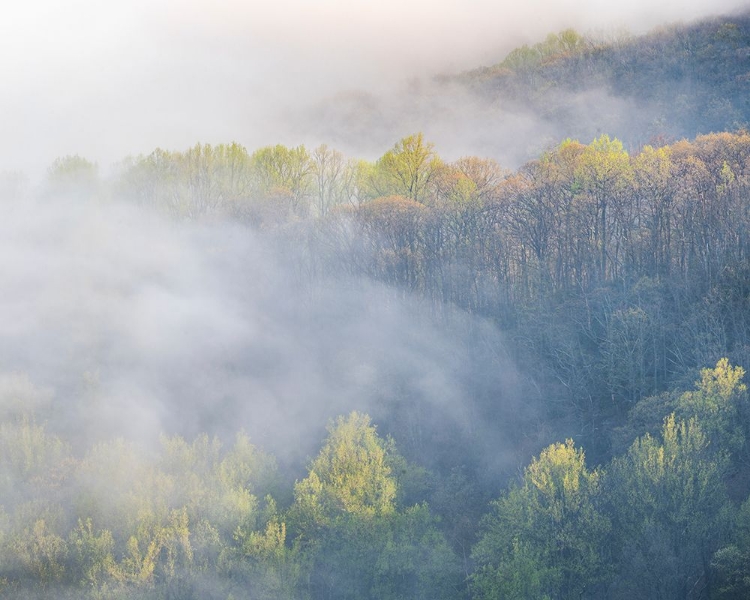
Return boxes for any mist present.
[0,194,529,477]
[4,3,750,597]
[3,0,749,176]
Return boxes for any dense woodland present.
[4,11,750,600]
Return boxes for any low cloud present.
[0,197,529,475]
[2,0,748,174]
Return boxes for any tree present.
[68,518,121,590]
[0,417,71,507]
[311,144,361,216]
[45,155,99,201]
[10,518,68,586]
[250,144,313,216]
[632,145,676,277]
[292,412,396,531]
[711,497,750,600]
[606,415,730,598]
[574,135,632,282]
[676,358,749,459]
[116,142,254,218]
[289,413,459,600]
[115,148,183,214]
[472,440,610,600]
[368,133,442,203]
[355,195,427,290]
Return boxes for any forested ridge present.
[301,11,750,166]
[4,13,750,600]
[455,11,750,149]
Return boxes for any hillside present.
[4,10,750,600]
[457,11,750,147]
[294,11,750,165]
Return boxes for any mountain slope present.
[295,11,750,165]
[459,11,750,146]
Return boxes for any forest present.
[2,10,750,600]
[456,12,750,145]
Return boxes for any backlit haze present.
[2,0,748,176]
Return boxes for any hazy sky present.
[2,0,748,175]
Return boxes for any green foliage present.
[297,503,460,600]
[69,518,121,589]
[230,514,300,599]
[101,128,750,444]
[496,29,590,73]
[116,142,255,218]
[373,504,462,600]
[472,440,610,599]
[120,509,193,585]
[368,133,442,203]
[289,412,460,600]
[465,14,750,145]
[472,539,556,600]
[45,155,99,200]
[10,516,68,585]
[11,75,750,599]
[116,141,318,222]
[607,415,731,598]
[676,359,748,456]
[576,135,631,191]
[0,417,72,507]
[0,416,69,479]
[250,143,313,215]
[293,412,396,527]
[610,391,678,455]
[0,430,286,598]
[612,360,750,464]
[712,498,750,599]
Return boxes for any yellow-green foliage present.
[472,440,609,600]
[677,359,748,454]
[298,412,397,520]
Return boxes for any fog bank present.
[0,196,529,474]
[3,0,748,174]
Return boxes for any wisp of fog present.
[0,194,528,476]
